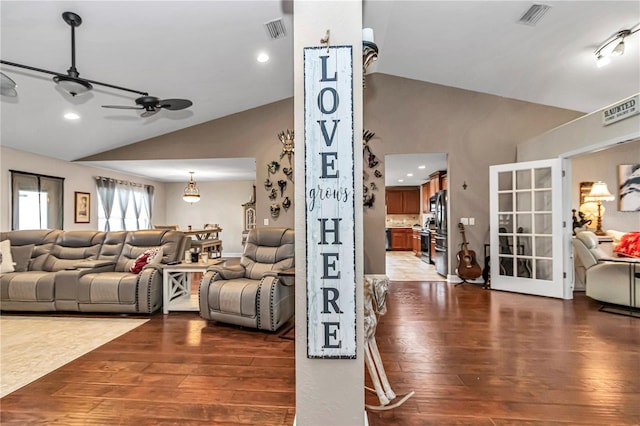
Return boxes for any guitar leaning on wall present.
[455,223,482,285]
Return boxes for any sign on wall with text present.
[304,45,356,359]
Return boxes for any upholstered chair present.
[199,227,294,331]
[573,231,639,307]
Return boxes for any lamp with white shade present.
[584,181,615,235]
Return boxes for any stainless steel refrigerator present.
[434,190,448,276]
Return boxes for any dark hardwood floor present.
[2,282,639,425]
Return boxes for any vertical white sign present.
[304,46,356,359]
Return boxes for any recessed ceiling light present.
[398,179,404,183]
[407,173,413,177]
[418,165,426,169]
[64,112,80,120]
[257,53,269,63]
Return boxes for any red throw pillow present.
[614,232,640,258]
[130,253,150,274]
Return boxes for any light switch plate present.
[469,217,475,225]
[263,218,269,226]
[460,218,469,225]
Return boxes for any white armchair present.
[573,231,639,308]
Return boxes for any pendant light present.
[183,172,201,203]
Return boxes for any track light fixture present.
[594,26,639,68]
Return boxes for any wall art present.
[618,164,640,211]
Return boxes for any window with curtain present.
[95,177,153,231]
[11,170,64,230]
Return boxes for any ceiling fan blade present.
[101,105,144,110]
[158,98,193,111]
[1,72,18,97]
[141,109,159,118]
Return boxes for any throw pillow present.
[0,240,15,273]
[130,247,164,274]
[614,232,640,258]
[11,244,34,272]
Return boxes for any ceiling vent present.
[518,4,551,26]
[264,18,287,40]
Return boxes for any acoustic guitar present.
[456,223,482,282]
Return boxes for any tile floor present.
[385,250,445,281]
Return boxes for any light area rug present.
[0,316,148,398]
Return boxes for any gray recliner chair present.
[199,227,294,331]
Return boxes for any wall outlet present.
[460,217,469,225]
[263,218,269,226]
[469,217,475,226]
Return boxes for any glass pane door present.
[490,159,566,298]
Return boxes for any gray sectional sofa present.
[0,229,189,314]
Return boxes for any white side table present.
[162,259,223,314]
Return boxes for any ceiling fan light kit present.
[0,11,192,116]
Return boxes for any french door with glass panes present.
[489,159,567,299]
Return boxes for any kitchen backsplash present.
[386,213,436,228]
[386,214,420,228]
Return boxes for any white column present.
[294,1,365,424]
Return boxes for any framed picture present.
[74,192,90,223]
[618,164,640,212]
[579,181,593,205]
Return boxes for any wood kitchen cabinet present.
[403,189,420,213]
[412,229,421,256]
[421,182,430,213]
[430,233,436,264]
[386,190,404,214]
[422,171,447,213]
[386,187,420,214]
[391,228,412,250]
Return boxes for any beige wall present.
[79,99,295,230]
[571,140,640,232]
[362,73,583,274]
[518,94,640,161]
[164,180,254,256]
[79,74,584,275]
[0,146,167,231]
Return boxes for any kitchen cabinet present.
[422,171,447,213]
[412,229,421,256]
[390,228,412,250]
[430,233,436,264]
[421,182,430,213]
[386,187,420,214]
[403,189,420,213]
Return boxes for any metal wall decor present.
[270,203,281,218]
[267,161,280,176]
[362,129,382,208]
[262,130,296,218]
[279,129,294,165]
[278,179,287,197]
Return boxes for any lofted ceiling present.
[1,1,639,183]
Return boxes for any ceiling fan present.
[102,96,193,118]
[0,11,192,116]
